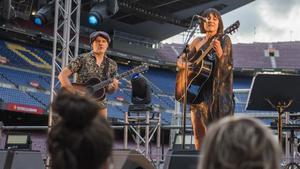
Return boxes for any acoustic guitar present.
[175,21,240,104]
[72,64,148,101]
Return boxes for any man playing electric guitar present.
[58,31,119,118]
[176,8,235,150]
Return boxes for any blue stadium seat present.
[0,40,51,73]
[0,67,50,89]
[0,87,46,108]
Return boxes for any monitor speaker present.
[112,149,155,169]
[0,150,44,169]
[163,149,199,169]
[172,133,195,150]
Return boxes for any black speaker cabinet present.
[112,149,155,169]
[163,149,200,169]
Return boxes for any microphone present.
[194,15,207,22]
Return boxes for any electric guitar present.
[175,20,240,104]
[72,64,148,101]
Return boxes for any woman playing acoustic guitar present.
[176,8,235,150]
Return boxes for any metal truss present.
[49,0,81,128]
[47,0,81,168]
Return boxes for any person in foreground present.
[198,116,281,169]
[176,8,234,150]
[48,89,114,169]
[58,31,119,118]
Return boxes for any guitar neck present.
[194,45,214,65]
[192,20,239,65]
[91,68,143,91]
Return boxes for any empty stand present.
[0,40,51,73]
[156,43,184,62]
[0,67,50,89]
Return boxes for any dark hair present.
[199,8,224,34]
[48,89,114,169]
[198,117,281,169]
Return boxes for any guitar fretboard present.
[90,65,148,92]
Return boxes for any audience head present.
[48,89,114,169]
[198,117,281,169]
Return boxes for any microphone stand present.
[180,16,200,149]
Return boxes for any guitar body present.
[72,78,106,101]
[71,64,149,102]
[175,55,214,104]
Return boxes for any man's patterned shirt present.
[67,52,117,83]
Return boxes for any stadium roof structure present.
[88,0,254,41]
[0,0,256,70]
[1,0,254,42]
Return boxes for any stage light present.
[88,15,98,25]
[34,17,43,26]
[31,10,36,16]
[88,0,119,26]
[34,0,54,26]
[131,74,151,105]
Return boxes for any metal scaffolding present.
[49,0,81,128]
[47,0,81,168]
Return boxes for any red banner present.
[6,103,44,115]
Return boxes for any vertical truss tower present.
[49,0,81,127]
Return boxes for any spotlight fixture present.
[87,0,119,26]
[34,0,55,26]
[131,74,151,105]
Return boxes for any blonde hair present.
[198,117,281,169]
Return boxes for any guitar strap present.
[103,56,110,80]
[195,37,211,60]
[201,38,217,61]
[99,57,110,99]
[194,47,203,59]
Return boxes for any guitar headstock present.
[223,20,240,36]
[132,63,149,73]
